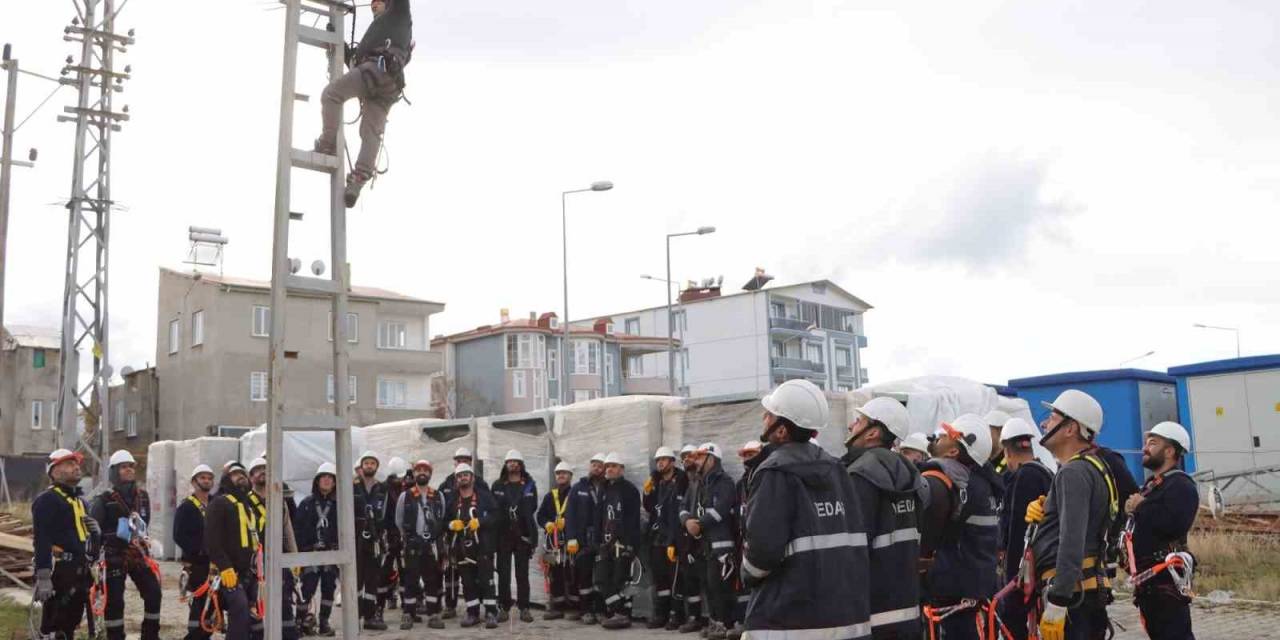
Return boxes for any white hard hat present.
[590,452,607,464]
[1042,389,1103,436]
[1146,421,1191,452]
[555,461,574,474]
[249,457,267,472]
[654,446,676,461]
[316,462,337,477]
[740,440,763,454]
[983,410,1012,428]
[696,442,722,460]
[603,452,624,466]
[854,397,910,441]
[359,450,380,465]
[679,445,697,457]
[504,449,524,463]
[109,450,136,467]
[941,414,992,464]
[190,464,215,480]
[1000,418,1040,443]
[454,447,473,459]
[454,462,474,475]
[47,449,83,475]
[385,457,409,477]
[898,432,930,455]
[761,379,830,432]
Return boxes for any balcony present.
[771,357,825,374]
[836,365,854,379]
[769,316,812,332]
[623,376,673,395]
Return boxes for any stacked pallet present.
[0,511,34,588]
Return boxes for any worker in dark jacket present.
[566,452,607,623]
[730,440,765,640]
[381,457,409,613]
[491,449,539,622]
[444,463,500,628]
[353,451,390,630]
[743,380,871,639]
[396,459,446,630]
[32,449,99,639]
[537,462,577,619]
[675,444,706,632]
[205,462,261,640]
[1126,422,1198,640]
[996,419,1054,640]
[844,398,923,640]
[642,446,687,629]
[248,456,301,640]
[438,446,486,618]
[682,444,739,640]
[296,462,341,636]
[174,464,216,640]
[595,452,643,630]
[90,449,161,640]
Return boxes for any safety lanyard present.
[552,488,567,518]
[54,486,88,542]
[223,495,259,549]
[188,495,207,515]
[249,492,268,534]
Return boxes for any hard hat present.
[740,440,763,454]
[898,432,930,455]
[46,449,83,475]
[696,443,722,460]
[940,414,993,464]
[222,460,237,472]
[679,445,697,457]
[555,461,573,474]
[385,457,408,477]
[603,452,624,466]
[412,459,433,472]
[1000,418,1040,443]
[854,397,910,441]
[454,447,473,459]
[654,446,676,461]
[225,461,248,477]
[1041,389,1103,436]
[504,449,524,463]
[108,450,136,467]
[1146,421,1191,452]
[249,457,267,472]
[983,410,1012,428]
[190,464,215,480]
[761,379,830,432]
[316,462,337,477]
[359,450,380,465]
[454,462,474,475]
[590,452,607,464]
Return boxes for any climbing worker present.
[595,452,642,630]
[843,397,923,639]
[444,462,500,628]
[491,449,539,623]
[396,459,446,630]
[296,462,341,637]
[90,449,162,640]
[918,415,1002,640]
[996,418,1054,640]
[642,446,687,630]
[352,450,389,630]
[898,432,931,466]
[680,444,739,640]
[32,449,99,638]
[313,0,414,207]
[174,464,216,640]
[1125,421,1198,640]
[247,457,301,640]
[675,445,706,633]
[1028,389,1119,640]
[565,452,608,624]
[984,410,1013,473]
[382,456,409,613]
[205,462,262,639]
[537,461,577,619]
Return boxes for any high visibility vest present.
[54,486,88,543]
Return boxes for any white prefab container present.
[477,412,553,494]
[549,396,668,485]
[144,441,176,560]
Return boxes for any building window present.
[250,371,268,402]
[327,375,358,404]
[533,370,545,409]
[252,306,270,337]
[536,335,547,368]
[377,378,408,408]
[573,340,599,375]
[33,349,46,369]
[328,312,359,343]
[31,401,43,429]
[168,319,180,354]
[548,348,559,381]
[549,398,560,407]
[805,342,823,364]
[626,355,644,378]
[605,351,615,383]
[770,340,784,359]
[573,389,599,404]
[378,321,407,349]
[624,317,641,335]
[113,401,125,432]
[126,412,138,438]
[672,310,687,333]
[835,347,851,368]
[191,310,205,347]
[770,301,787,318]
[505,334,534,368]
[513,371,527,398]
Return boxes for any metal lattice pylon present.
[54,0,133,485]
[265,1,360,638]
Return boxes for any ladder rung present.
[294,93,310,103]
[285,274,339,296]
[298,25,343,49]
[290,149,340,173]
[289,212,305,221]
[283,414,349,430]
[281,550,347,569]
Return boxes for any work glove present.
[567,539,580,555]
[545,522,556,535]
[33,568,53,602]
[1025,495,1047,524]
[449,519,465,532]
[556,517,566,531]
[82,516,101,537]
[1038,601,1067,640]
[468,517,480,532]
[220,567,239,590]
[667,546,677,563]
[643,478,655,495]
[292,567,302,578]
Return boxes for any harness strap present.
[53,486,89,542]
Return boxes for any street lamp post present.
[561,181,613,405]
[665,227,715,396]
[1192,323,1241,358]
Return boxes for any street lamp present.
[665,226,716,396]
[560,181,614,405]
[1192,323,1241,358]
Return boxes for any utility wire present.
[14,84,68,133]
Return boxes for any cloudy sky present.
[5,0,1278,387]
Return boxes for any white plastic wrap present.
[173,437,242,497]
[238,426,370,492]
[144,441,176,559]
[477,414,552,494]
[363,418,474,488]
[549,396,669,485]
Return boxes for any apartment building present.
[432,311,672,417]
[0,325,62,454]
[107,366,159,459]
[155,268,445,440]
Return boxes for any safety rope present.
[198,576,224,634]
[89,560,107,616]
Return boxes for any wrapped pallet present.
[238,425,371,491]
[173,437,241,500]
[362,418,475,488]
[549,396,668,485]
[477,412,553,496]
[144,441,176,560]
[668,396,761,480]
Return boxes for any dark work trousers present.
[1136,586,1194,640]
[997,594,1034,640]
[184,562,212,640]
[547,551,574,611]
[496,534,534,611]
[300,565,338,624]
[246,577,265,639]
[458,555,498,616]
[220,582,262,640]
[380,546,401,610]
[104,557,162,640]
[356,539,382,619]
[680,554,705,622]
[705,549,736,626]
[401,543,443,615]
[649,545,677,622]
[42,559,91,638]
[932,599,981,640]
[281,570,299,640]
[1063,595,1111,640]
[574,550,600,614]
[593,546,633,617]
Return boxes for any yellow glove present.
[219,567,239,589]
[449,519,465,532]
[1038,602,1066,640]
[667,545,677,563]
[556,517,566,531]
[567,539,580,555]
[545,522,556,535]
[643,478,655,495]
[1025,495,1047,524]
[292,567,302,578]
[468,517,480,532]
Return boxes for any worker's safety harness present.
[1121,471,1196,596]
[198,493,260,633]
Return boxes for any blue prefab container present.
[1007,369,1181,481]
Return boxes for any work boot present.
[485,612,499,629]
[566,609,583,621]
[443,607,457,620]
[317,620,336,637]
[364,611,388,631]
[313,137,337,156]
[706,621,727,640]
[666,615,685,631]
[602,613,633,630]
[428,614,445,629]
[520,608,534,623]
[498,609,510,623]
[727,622,744,640]
[400,611,414,630]
[461,611,481,628]
[344,169,371,208]
[544,608,565,621]
[679,618,704,633]
[299,612,317,636]
[583,612,599,625]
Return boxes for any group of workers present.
[31,380,1199,640]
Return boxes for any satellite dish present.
[311,260,326,276]
[121,366,135,377]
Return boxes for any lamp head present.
[590,181,614,192]
[697,226,716,235]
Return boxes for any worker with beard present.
[205,462,261,639]
[843,398,923,640]
[396,459,446,630]
[296,463,341,636]
[996,419,1054,640]
[491,449,539,623]
[566,452,608,624]
[642,446,687,630]
[90,450,162,640]
[445,463,500,628]
[174,464,215,640]
[382,457,409,613]
[32,449,100,638]
[247,457,301,640]
[674,443,706,632]
[353,451,390,630]
[538,461,577,619]
[438,446,487,618]
[595,452,642,630]
[729,440,763,640]
[897,433,931,467]
[681,444,739,640]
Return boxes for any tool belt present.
[1039,555,1112,594]
[356,45,407,100]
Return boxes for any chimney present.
[529,311,537,322]
[679,278,722,304]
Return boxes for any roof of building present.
[162,267,444,306]
[431,315,673,347]
[2,325,61,350]
[580,278,873,322]
[1167,354,1280,378]
[1008,368,1175,387]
